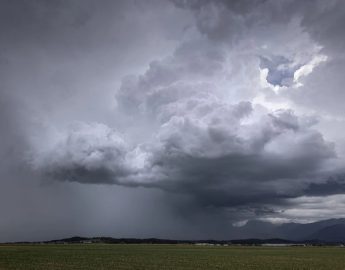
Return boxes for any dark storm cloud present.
[28,0,345,223]
[0,0,205,241]
[31,33,336,220]
[305,175,345,197]
[1,0,345,240]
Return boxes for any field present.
[0,244,345,270]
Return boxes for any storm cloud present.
[1,0,345,240]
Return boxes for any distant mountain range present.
[232,218,345,242]
[6,218,345,245]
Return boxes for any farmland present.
[0,244,344,270]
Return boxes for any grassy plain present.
[0,244,344,270]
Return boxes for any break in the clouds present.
[1,0,345,240]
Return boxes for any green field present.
[0,244,345,270]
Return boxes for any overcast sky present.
[1,0,345,242]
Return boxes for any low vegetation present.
[0,244,344,270]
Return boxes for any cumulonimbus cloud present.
[30,43,336,211]
[27,0,345,223]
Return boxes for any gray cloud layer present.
[1,0,345,240]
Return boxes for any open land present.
[0,244,345,270]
